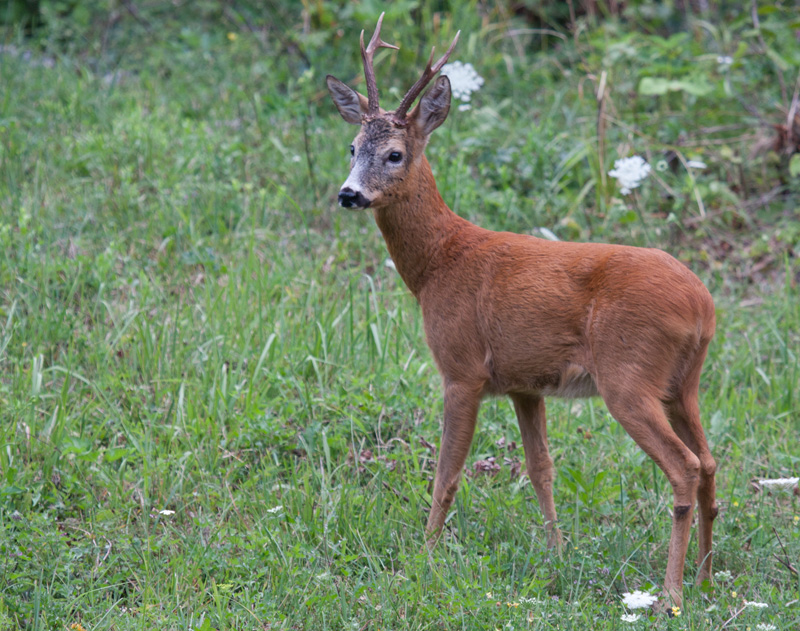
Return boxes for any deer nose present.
[338,187,370,209]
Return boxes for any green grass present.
[1,3,799,629]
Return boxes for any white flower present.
[759,477,799,490]
[714,570,733,581]
[158,509,175,515]
[686,159,707,169]
[608,156,651,195]
[457,103,472,112]
[266,505,283,513]
[717,55,733,67]
[440,61,484,103]
[621,613,641,622]
[756,624,777,631]
[622,590,658,609]
[744,601,769,608]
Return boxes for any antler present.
[393,30,461,122]
[360,12,399,116]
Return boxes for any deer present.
[326,14,717,608]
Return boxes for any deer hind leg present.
[510,393,562,549]
[425,380,483,547]
[600,387,701,608]
[666,348,717,584]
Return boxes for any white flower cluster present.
[609,155,652,195]
[621,590,658,609]
[441,61,484,103]
[759,477,799,490]
[621,613,641,622]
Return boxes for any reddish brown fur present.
[327,19,717,608]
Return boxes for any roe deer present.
[326,14,717,607]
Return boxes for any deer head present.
[326,13,460,209]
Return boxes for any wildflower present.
[158,509,175,516]
[621,613,641,622]
[717,55,733,70]
[686,159,707,169]
[756,624,777,631]
[608,156,651,195]
[506,601,520,608]
[70,624,88,631]
[714,570,733,581]
[655,159,668,172]
[227,32,238,42]
[440,61,484,103]
[744,601,768,609]
[486,592,493,599]
[266,505,283,514]
[622,590,658,609]
[732,591,738,598]
[759,477,799,490]
[458,103,472,112]
[671,606,681,617]
[794,515,799,524]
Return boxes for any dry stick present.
[786,71,800,149]
[596,70,608,196]
[772,526,800,577]
[719,605,748,629]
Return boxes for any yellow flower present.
[733,500,739,507]
[227,32,238,42]
[671,605,681,617]
[732,591,738,598]
[506,601,520,608]
[70,624,87,631]
[793,515,799,524]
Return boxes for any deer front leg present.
[425,381,482,547]
[511,393,562,550]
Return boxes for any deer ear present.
[326,75,368,125]
[410,75,451,136]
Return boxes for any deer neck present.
[372,155,473,297]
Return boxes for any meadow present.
[0,2,799,629]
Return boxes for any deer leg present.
[667,394,717,585]
[602,390,701,608]
[510,393,562,549]
[425,380,482,547]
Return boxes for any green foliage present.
[0,1,799,629]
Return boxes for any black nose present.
[338,187,370,209]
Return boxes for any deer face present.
[326,76,452,209]
[326,14,458,210]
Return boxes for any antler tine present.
[393,30,461,121]
[360,12,400,116]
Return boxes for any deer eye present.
[388,151,403,163]
[349,145,355,156]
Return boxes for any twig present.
[772,526,800,576]
[719,605,747,629]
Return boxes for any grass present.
[1,2,799,629]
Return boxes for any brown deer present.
[326,14,717,607]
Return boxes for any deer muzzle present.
[338,187,371,209]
